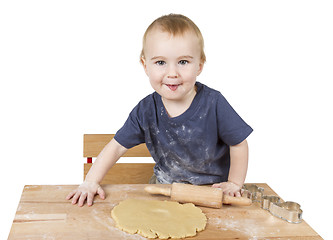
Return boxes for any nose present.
[167,64,178,78]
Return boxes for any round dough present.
[111,198,207,239]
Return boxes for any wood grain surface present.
[84,163,155,184]
[83,134,151,157]
[8,184,322,240]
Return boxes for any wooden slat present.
[83,134,151,157]
[84,163,155,184]
[83,134,154,184]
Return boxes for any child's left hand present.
[212,181,242,197]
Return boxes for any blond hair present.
[140,14,206,63]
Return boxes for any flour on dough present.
[111,198,207,239]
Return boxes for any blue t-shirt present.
[114,82,253,185]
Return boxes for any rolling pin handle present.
[222,195,252,206]
[144,186,171,197]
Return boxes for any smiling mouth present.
[165,84,180,91]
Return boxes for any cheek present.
[182,67,199,80]
[147,68,164,81]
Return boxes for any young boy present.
[67,14,253,207]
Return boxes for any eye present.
[178,60,189,65]
[155,60,166,66]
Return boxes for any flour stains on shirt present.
[114,82,253,185]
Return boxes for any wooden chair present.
[83,134,155,184]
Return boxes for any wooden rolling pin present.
[144,183,252,209]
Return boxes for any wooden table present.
[8,183,322,239]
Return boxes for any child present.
[67,14,253,207]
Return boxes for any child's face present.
[141,28,204,103]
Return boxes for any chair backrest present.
[83,134,155,184]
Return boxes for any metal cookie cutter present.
[242,184,264,202]
[243,184,303,224]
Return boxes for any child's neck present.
[162,86,197,118]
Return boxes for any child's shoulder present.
[197,82,224,100]
[132,92,160,114]
[138,92,159,105]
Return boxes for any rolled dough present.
[111,198,207,239]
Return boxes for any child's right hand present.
[66,181,105,207]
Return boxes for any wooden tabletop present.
[8,183,322,240]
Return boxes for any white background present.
[1,0,332,239]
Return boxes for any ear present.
[140,57,148,76]
[197,61,204,76]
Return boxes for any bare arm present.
[66,138,127,206]
[85,138,128,183]
[212,139,249,197]
[228,139,249,187]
